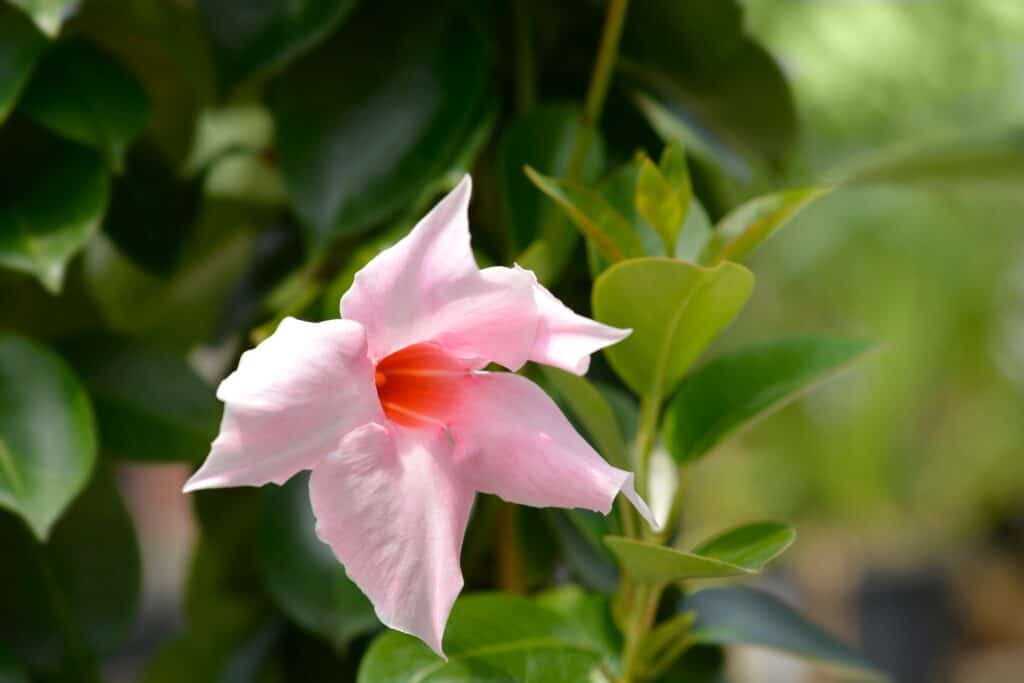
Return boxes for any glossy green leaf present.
[526,167,645,263]
[664,337,874,464]
[358,593,603,682]
[541,366,629,469]
[497,104,605,253]
[259,473,378,649]
[636,141,691,253]
[0,472,141,675]
[61,336,220,463]
[701,188,831,265]
[8,0,77,36]
[0,125,110,292]
[0,335,95,540]
[622,0,797,170]
[592,257,754,399]
[685,587,882,678]
[199,0,357,87]
[0,5,46,123]
[20,39,150,166]
[605,522,793,585]
[272,2,491,249]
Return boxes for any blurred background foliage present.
[1,0,1023,681]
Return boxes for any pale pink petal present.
[183,317,381,492]
[340,176,538,369]
[450,373,658,530]
[515,265,631,375]
[309,423,474,657]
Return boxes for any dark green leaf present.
[61,336,220,463]
[623,0,797,171]
[541,366,629,469]
[357,593,604,682]
[8,0,78,36]
[272,2,491,249]
[653,644,728,683]
[0,335,95,539]
[496,104,605,253]
[701,188,831,265]
[0,472,140,676]
[20,39,150,167]
[0,5,46,123]
[526,167,645,264]
[592,257,754,399]
[663,337,873,464]
[199,0,357,87]
[685,587,882,678]
[143,617,282,683]
[0,124,110,292]
[605,523,792,585]
[0,643,28,683]
[547,510,619,593]
[259,473,378,649]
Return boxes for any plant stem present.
[620,583,663,682]
[633,395,660,506]
[514,0,536,115]
[496,501,527,594]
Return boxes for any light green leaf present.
[701,188,831,265]
[0,335,95,540]
[61,336,220,463]
[685,587,883,679]
[272,3,491,249]
[0,472,140,675]
[20,39,150,167]
[541,366,629,469]
[0,125,110,293]
[259,473,378,649]
[497,104,605,254]
[636,141,691,253]
[8,0,77,37]
[664,337,874,464]
[605,522,793,585]
[0,5,46,123]
[592,257,754,399]
[199,0,357,87]
[357,593,604,683]
[526,167,646,264]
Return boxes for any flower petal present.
[309,423,474,657]
[184,317,381,492]
[450,372,657,530]
[517,266,631,375]
[340,176,538,369]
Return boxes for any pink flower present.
[184,176,656,656]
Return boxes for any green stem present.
[514,0,536,115]
[496,501,527,594]
[620,583,663,682]
[633,395,660,506]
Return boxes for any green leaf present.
[534,586,620,659]
[259,472,378,649]
[693,522,797,569]
[622,0,797,170]
[636,142,691,253]
[272,2,491,249]
[0,124,110,293]
[547,509,619,593]
[605,522,793,585]
[685,587,883,679]
[592,257,754,399]
[0,471,141,676]
[526,167,646,263]
[0,5,46,123]
[541,366,629,469]
[653,645,728,683]
[143,618,280,683]
[20,39,150,167]
[8,0,77,37]
[199,0,357,87]
[497,104,605,253]
[836,128,1024,189]
[0,335,95,540]
[664,337,874,464]
[0,643,28,683]
[357,593,604,682]
[60,336,220,463]
[701,188,831,265]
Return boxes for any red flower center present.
[374,343,470,429]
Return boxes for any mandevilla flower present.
[184,176,656,656]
